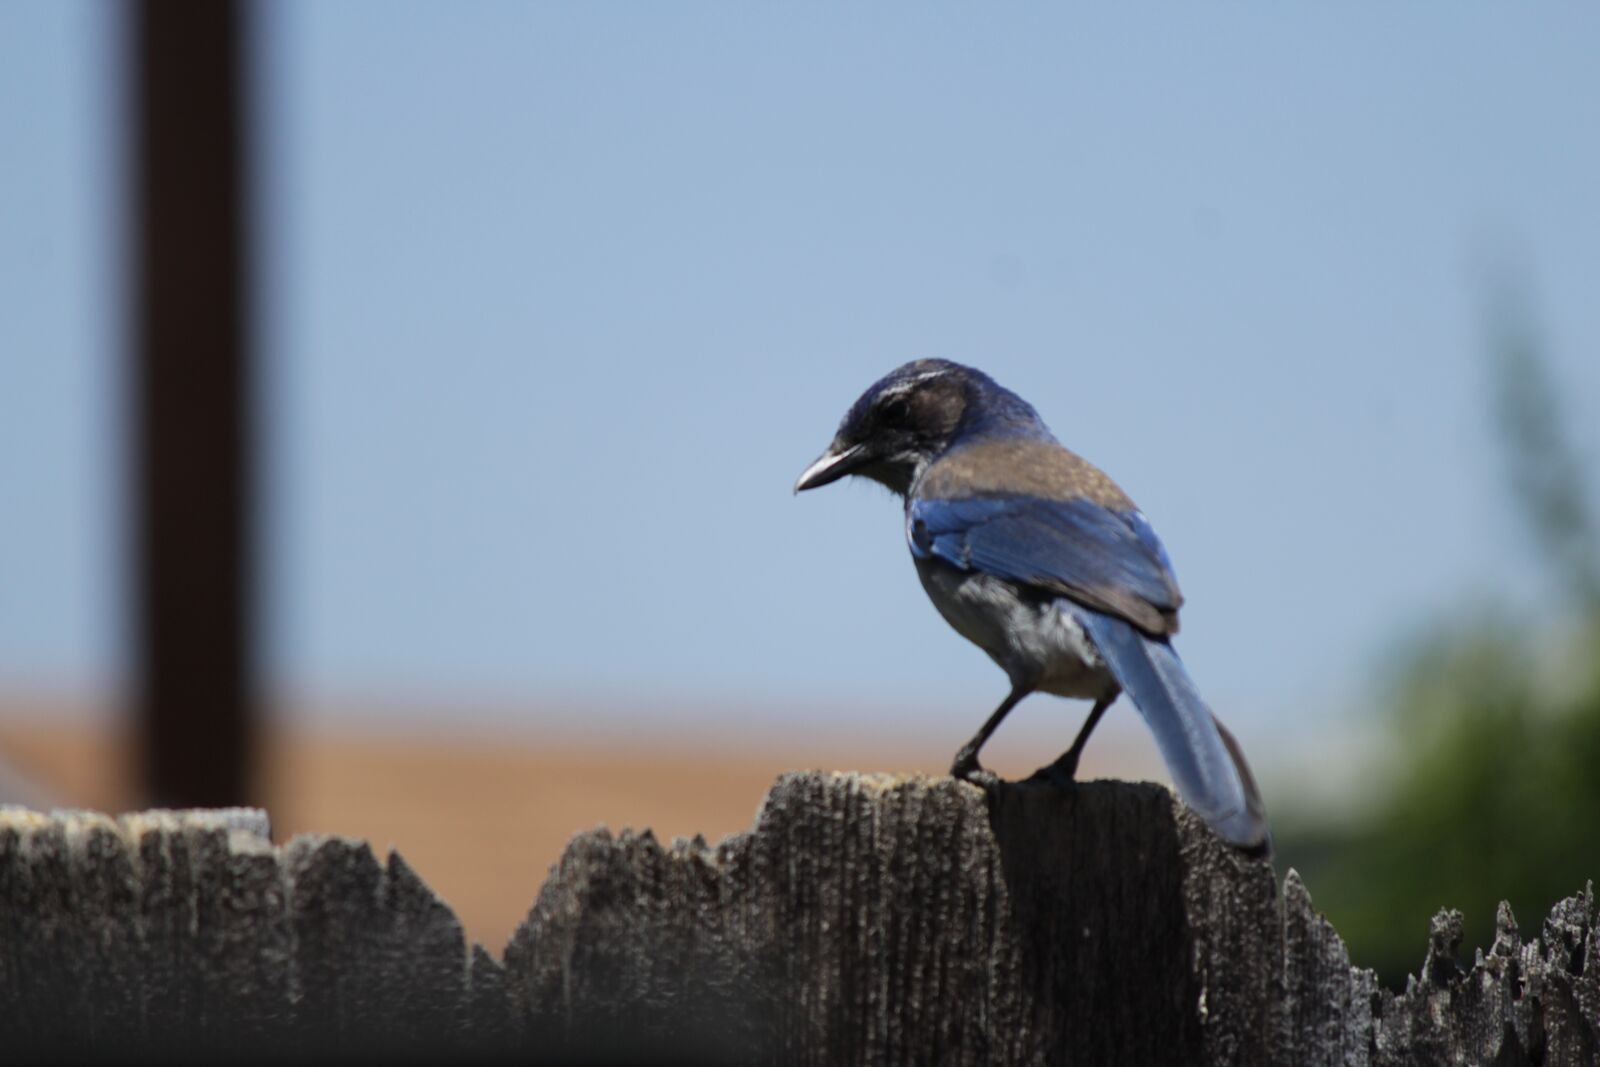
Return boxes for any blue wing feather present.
[908,494,1182,631]
[1122,508,1176,577]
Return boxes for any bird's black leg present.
[1027,692,1116,786]
[950,685,1030,786]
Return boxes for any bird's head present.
[794,359,1044,497]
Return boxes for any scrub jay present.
[795,359,1271,854]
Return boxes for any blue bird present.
[795,359,1271,854]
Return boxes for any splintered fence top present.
[2,772,1597,1064]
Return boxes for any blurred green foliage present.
[1275,295,1600,988]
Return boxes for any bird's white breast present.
[913,557,1111,699]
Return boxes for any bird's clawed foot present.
[1023,747,1084,789]
[950,750,1001,790]
[958,767,1003,790]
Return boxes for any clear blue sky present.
[4,3,1599,760]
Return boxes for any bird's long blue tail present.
[1074,607,1272,854]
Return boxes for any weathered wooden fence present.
[2,772,1596,1063]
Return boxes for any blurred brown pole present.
[130,0,258,807]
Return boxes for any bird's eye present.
[880,397,911,427]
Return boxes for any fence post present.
[2,772,1596,1063]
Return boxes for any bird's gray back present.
[915,437,1135,511]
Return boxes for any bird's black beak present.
[794,442,867,493]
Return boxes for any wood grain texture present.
[1,774,1596,1063]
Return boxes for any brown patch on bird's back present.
[918,439,1136,510]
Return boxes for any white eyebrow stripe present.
[880,370,950,397]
